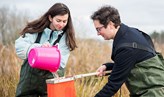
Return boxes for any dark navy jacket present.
[95,24,155,97]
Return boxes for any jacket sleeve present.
[15,33,42,60]
[103,63,114,70]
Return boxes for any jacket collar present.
[113,23,129,47]
[44,28,64,35]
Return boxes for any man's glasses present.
[96,26,104,32]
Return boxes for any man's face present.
[93,20,116,40]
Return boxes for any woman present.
[15,3,77,97]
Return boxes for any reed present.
[66,39,129,97]
[0,44,22,97]
[0,40,163,97]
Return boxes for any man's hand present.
[96,65,107,77]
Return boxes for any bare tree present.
[0,7,8,44]
[0,6,29,45]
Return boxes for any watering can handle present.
[74,70,111,79]
[54,43,59,49]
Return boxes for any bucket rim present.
[46,77,75,84]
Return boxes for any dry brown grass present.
[0,44,22,97]
[0,39,163,97]
[66,39,129,97]
[154,42,164,55]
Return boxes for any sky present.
[1,0,164,39]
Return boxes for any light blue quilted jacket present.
[15,28,70,68]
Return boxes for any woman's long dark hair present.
[20,3,77,51]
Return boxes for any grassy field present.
[0,39,163,97]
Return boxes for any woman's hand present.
[41,42,52,47]
[96,65,107,77]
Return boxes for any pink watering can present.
[28,45,61,72]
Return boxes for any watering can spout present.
[52,72,60,79]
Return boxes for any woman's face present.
[49,14,69,31]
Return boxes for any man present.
[91,5,164,97]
